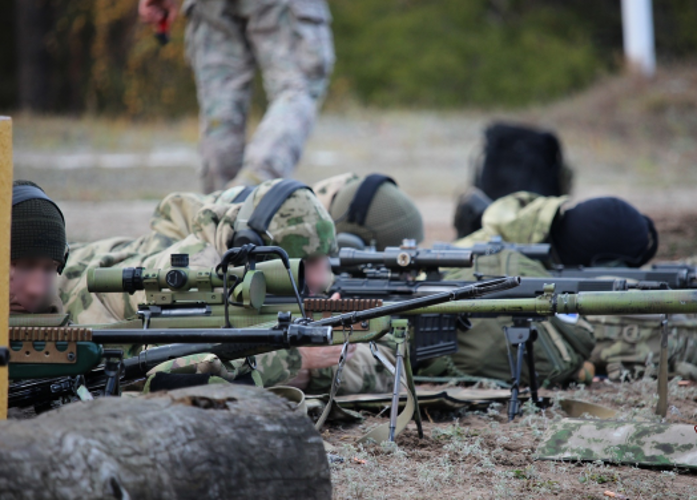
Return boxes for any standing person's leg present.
[236,0,335,186]
[185,0,256,193]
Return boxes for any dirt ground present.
[8,66,697,498]
[326,379,697,499]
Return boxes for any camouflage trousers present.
[184,0,335,192]
[305,340,398,395]
[143,338,398,394]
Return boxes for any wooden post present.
[0,117,12,420]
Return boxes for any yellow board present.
[0,117,12,419]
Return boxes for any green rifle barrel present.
[400,289,697,316]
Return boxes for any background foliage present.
[2,0,696,116]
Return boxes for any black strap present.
[148,372,211,392]
[231,185,254,203]
[247,180,311,233]
[12,185,65,222]
[347,174,396,225]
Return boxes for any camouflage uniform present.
[453,191,567,248]
[432,250,596,387]
[453,191,697,380]
[58,180,337,387]
[183,0,335,192]
[312,172,360,211]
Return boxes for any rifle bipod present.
[365,319,423,443]
[102,349,124,397]
[504,318,542,421]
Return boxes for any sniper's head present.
[232,179,337,295]
[10,258,61,313]
[550,196,658,268]
[10,180,67,313]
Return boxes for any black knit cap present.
[550,197,658,268]
[11,180,67,267]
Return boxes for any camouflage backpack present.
[422,250,596,386]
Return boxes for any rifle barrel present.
[399,289,697,316]
[313,277,521,327]
[92,325,333,346]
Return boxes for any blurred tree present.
[0,0,695,115]
[0,1,17,110]
[15,0,53,112]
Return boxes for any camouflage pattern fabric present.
[590,314,697,381]
[451,191,697,381]
[312,172,360,211]
[183,0,335,191]
[58,180,335,387]
[305,338,398,396]
[420,250,596,387]
[143,348,303,389]
[536,418,697,469]
[235,179,337,258]
[59,179,335,324]
[453,191,567,248]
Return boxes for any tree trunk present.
[0,384,331,500]
[14,0,52,112]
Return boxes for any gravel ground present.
[327,379,697,500]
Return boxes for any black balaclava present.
[550,197,658,268]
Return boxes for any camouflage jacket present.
[454,191,567,248]
[423,250,596,386]
[57,184,332,387]
[452,191,697,380]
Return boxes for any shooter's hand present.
[138,0,177,25]
[288,344,358,390]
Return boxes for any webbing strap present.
[247,180,312,233]
[347,174,396,225]
[231,185,254,203]
[314,340,350,431]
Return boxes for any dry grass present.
[327,379,697,499]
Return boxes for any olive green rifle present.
[7,244,697,435]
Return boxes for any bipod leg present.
[102,349,124,397]
[403,338,423,439]
[509,342,526,422]
[524,326,541,408]
[388,344,403,442]
[360,321,417,444]
[656,316,669,418]
[388,320,410,442]
[504,320,533,422]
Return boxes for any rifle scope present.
[87,258,304,296]
[433,239,552,262]
[338,247,473,271]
